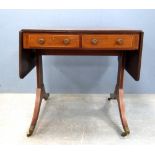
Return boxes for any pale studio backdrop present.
[0,9,154,93]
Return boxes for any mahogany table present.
[19,29,144,137]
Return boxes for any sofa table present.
[19,29,144,137]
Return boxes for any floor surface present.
[0,94,155,145]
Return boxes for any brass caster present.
[121,128,130,137]
[43,93,50,100]
[27,125,35,137]
[108,93,116,101]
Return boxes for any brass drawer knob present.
[116,38,124,45]
[38,38,45,45]
[63,38,70,45]
[91,38,98,45]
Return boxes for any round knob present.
[91,38,98,45]
[63,38,70,45]
[116,38,124,45]
[38,38,45,45]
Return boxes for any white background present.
[0,0,155,9]
[0,0,154,154]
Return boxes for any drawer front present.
[82,34,139,50]
[23,33,80,48]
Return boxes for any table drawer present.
[23,33,80,48]
[82,34,139,50]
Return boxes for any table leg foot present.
[42,84,49,100]
[121,127,130,137]
[108,93,116,100]
[43,93,49,100]
[27,125,35,137]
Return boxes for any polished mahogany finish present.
[19,29,144,137]
[82,34,139,50]
[23,33,80,49]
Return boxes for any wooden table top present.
[19,29,144,81]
